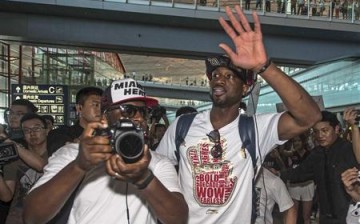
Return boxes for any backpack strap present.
[239,114,258,223]
[175,113,256,166]
[239,114,256,168]
[175,113,197,163]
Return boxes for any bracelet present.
[133,169,155,190]
[256,59,272,75]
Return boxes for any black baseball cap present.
[205,55,249,83]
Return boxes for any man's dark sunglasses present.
[106,104,148,118]
[207,129,223,159]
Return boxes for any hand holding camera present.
[341,167,360,193]
[93,118,152,185]
[0,135,19,165]
[105,145,152,187]
[343,107,360,126]
[75,121,113,172]
[94,119,146,163]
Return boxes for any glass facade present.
[0,43,124,124]
[1,41,360,124]
[256,56,360,113]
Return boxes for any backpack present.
[174,113,257,222]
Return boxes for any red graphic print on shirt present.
[187,138,237,206]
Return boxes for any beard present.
[210,92,240,108]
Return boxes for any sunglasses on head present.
[106,104,148,119]
[207,129,223,159]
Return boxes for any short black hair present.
[11,99,38,113]
[20,113,47,129]
[76,87,103,105]
[320,111,339,128]
[176,106,198,118]
[42,115,54,124]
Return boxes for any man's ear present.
[76,104,82,112]
[335,125,340,134]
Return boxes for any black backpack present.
[174,113,258,223]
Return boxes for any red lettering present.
[197,186,207,198]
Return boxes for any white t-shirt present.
[31,143,181,224]
[347,202,360,224]
[157,110,285,224]
[255,168,294,224]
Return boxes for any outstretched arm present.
[218,6,321,140]
[23,121,112,224]
[16,143,47,172]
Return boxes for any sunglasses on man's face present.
[106,104,148,119]
[207,129,223,159]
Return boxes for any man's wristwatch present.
[133,169,155,190]
[257,59,272,75]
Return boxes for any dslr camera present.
[150,106,166,122]
[0,138,19,165]
[95,119,144,163]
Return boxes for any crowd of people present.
[245,0,360,20]
[0,5,358,224]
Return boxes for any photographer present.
[47,86,103,156]
[1,113,49,224]
[23,78,188,224]
[5,99,38,146]
[148,106,169,149]
[341,108,360,223]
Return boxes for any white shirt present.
[31,143,181,224]
[347,202,360,224]
[255,168,294,224]
[157,110,285,224]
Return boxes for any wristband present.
[257,59,272,75]
[133,169,155,190]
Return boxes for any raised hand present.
[343,107,358,126]
[341,167,359,192]
[218,6,267,72]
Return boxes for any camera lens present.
[115,132,144,163]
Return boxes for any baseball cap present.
[101,78,158,111]
[205,55,250,84]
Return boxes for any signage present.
[11,84,68,126]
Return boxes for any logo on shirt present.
[187,137,237,206]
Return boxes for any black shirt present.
[281,137,358,224]
[47,122,83,156]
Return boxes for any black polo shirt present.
[281,137,358,224]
